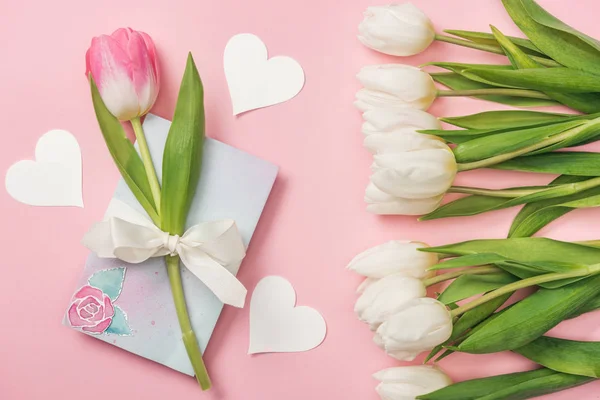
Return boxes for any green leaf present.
[515,336,600,378]
[418,368,592,400]
[160,53,205,236]
[90,78,159,224]
[438,272,517,304]
[441,110,569,130]
[463,67,600,93]
[456,274,600,353]
[426,237,600,266]
[509,176,593,238]
[453,119,586,163]
[432,72,560,108]
[422,177,600,221]
[88,267,126,301]
[496,152,600,176]
[444,29,548,57]
[429,253,508,271]
[491,25,600,113]
[570,294,600,318]
[429,62,515,77]
[105,306,131,335]
[502,0,600,74]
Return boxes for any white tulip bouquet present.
[356,0,600,238]
[349,239,600,399]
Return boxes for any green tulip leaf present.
[431,72,560,108]
[417,368,592,400]
[441,110,569,130]
[160,53,205,236]
[456,274,600,353]
[502,0,600,74]
[495,152,600,176]
[429,253,508,271]
[444,29,548,57]
[463,67,600,94]
[90,78,159,225]
[569,294,600,319]
[453,119,586,163]
[514,337,600,378]
[491,25,600,113]
[437,272,517,304]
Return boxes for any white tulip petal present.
[376,298,453,361]
[346,240,437,278]
[366,196,443,216]
[374,366,452,400]
[364,132,446,154]
[357,277,378,293]
[358,4,435,56]
[371,148,457,199]
[362,108,441,134]
[355,275,426,329]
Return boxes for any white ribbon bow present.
[82,200,247,308]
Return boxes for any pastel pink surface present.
[0,0,598,399]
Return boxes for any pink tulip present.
[86,28,159,121]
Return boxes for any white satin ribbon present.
[82,200,247,308]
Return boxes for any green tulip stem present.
[131,117,162,213]
[166,255,212,390]
[424,265,501,287]
[437,88,551,100]
[448,186,541,198]
[450,264,600,318]
[457,118,600,171]
[433,33,560,67]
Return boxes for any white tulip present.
[374,366,452,400]
[347,240,437,279]
[355,275,426,330]
[364,131,446,154]
[358,3,435,57]
[355,65,437,111]
[375,297,452,361]
[365,182,444,215]
[357,277,378,293]
[362,108,441,136]
[371,145,457,199]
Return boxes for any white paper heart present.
[5,129,83,207]
[224,33,305,115]
[249,276,326,354]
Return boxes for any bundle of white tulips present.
[355,2,600,232]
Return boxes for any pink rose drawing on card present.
[67,267,132,335]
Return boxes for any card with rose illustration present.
[63,114,278,375]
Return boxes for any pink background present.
[1,0,599,399]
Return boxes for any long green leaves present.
[417,368,592,400]
[455,275,600,353]
[444,29,547,58]
[502,0,600,74]
[495,152,600,176]
[437,272,517,304]
[160,53,205,235]
[514,337,600,378]
[90,77,160,225]
[442,110,569,130]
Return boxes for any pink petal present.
[79,309,93,319]
[88,303,105,322]
[88,303,99,313]
[82,318,112,334]
[103,295,115,318]
[88,35,133,87]
[68,302,92,327]
[137,30,159,86]
[73,285,103,301]
[110,27,133,49]
[78,296,100,309]
[127,31,156,93]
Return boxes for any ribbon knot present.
[81,199,248,308]
[164,233,181,256]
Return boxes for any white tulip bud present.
[375,297,452,361]
[364,131,446,154]
[358,3,435,57]
[371,146,457,199]
[355,65,437,111]
[362,108,441,136]
[347,240,437,279]
[365,182,443,215]
[374,366,452,400]
[355,275,426,330]
[357,277,378,293]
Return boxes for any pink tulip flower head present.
[86,28,159,121]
